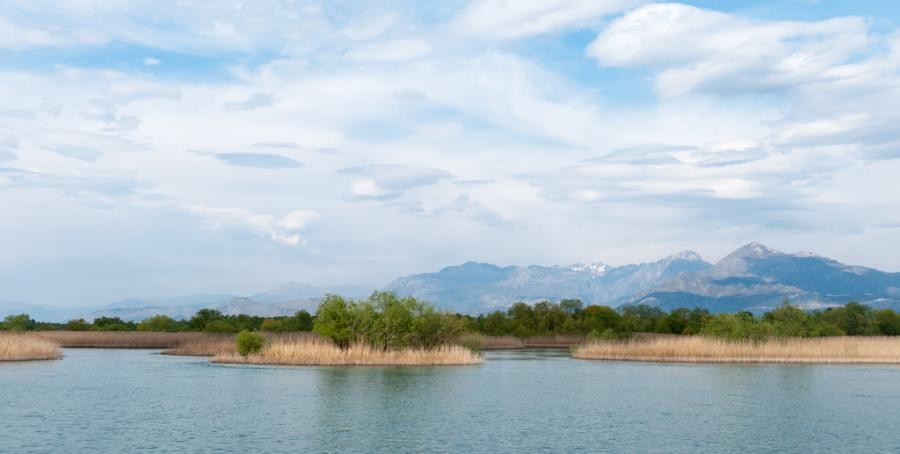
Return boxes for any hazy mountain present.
[0,301,92,323]
[250,282,374,303]
[631,242,900,313]
[385,252,712,314]
[83,283,373,322]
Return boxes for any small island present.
[213,292,482,366]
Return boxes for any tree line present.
[3,295,900,342]
[0,309,313,333]
[462,300,900,340]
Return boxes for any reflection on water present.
[2,349,900,452]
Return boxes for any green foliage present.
[1,313,35,331]
[313,292,464,350]
[204,320,236,333]
[188,309,224,331]
[65,319,91,331]
[137,315,183,332]
[92,317,136,331]
[313,295,355,349]
[236,330,264,356]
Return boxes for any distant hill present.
[384,252,712,314]
[83,283,375,322]
[631,242,900,313]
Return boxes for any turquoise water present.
[2,348,900,453]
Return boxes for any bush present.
[236,330,264,356]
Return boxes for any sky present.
[2,1,900,306]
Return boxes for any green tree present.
[1,314,35,331]
[65,318,91,331]
[204,320,236,333]
[313,295,355,349]
[137,315,182,332]
[188,309,224,331]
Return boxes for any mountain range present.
[3,243,899,322]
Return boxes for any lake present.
[2,348,900,452]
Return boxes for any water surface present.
[2,348,899,452]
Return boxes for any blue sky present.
[2,0,900,306]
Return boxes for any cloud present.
[338,164,453,200]
[225,93,276,111]
[143,57,161,66]
[344,39,431,62]
[46,145,103,162]
[455,0,649,39]
[588,3,870,96]
[193,151,303,169]
[188,206,318,246]
[0,167,148,199]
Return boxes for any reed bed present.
[214,339,482,366]
[573,336,900,364]
[458,333,585,350]
[163,332,323,356]
[34,331,220,349]
[0,334,62,361]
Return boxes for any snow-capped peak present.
[567,262,610,276]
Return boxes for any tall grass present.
[164,332,322,356]
[573,336,900,364]
[214,339,482,366]
[34,331,222,349]
[0,334,61,361]
[458,333,585,350]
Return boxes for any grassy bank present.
[459,333,585,349]
[573,336,900,364]
[214,339,482,366]
[0,334,61,361]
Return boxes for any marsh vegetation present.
[0,334,61,361]
[214,339,481,366]
[573,335,900,363]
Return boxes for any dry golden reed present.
[34,331,221,349]
[573,336,900,364]
[458,333,585,350]
[214,339,482,366]
[0,334,61,361]
[164,332,323,356]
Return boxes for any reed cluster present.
[33,331,221,349]
[458,333,585,350]
[573,336,900,363]
[0,334,62,361]
[163,332,322,356]
[214,339,482,366]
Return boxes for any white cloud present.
[143,57,161,66]
[2,1,900,306]
[344,39,431,62]
[588,3,870,96]
[455,0,648,39]
[189,206,319,246]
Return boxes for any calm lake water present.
[2,348,900,453]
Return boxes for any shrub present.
[236,330,264,356]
